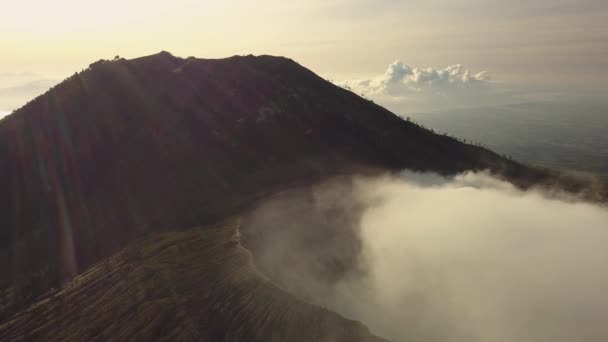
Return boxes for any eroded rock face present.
[0,222,386,342]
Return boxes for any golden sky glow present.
[1,0,607,111]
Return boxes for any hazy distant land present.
[411,101,608,178]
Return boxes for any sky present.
[1,0,607,113]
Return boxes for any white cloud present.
[337,59,607,114]
[354,172,608,341]
[339,61,507,112]
[343,61,489,97]
[244,171,608,342]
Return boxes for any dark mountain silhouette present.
[0,52,604,339]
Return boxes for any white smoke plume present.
[242,171,608,342]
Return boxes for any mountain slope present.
[0,221,386,341]
[0,52,602,319]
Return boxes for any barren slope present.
[0,221,386,342]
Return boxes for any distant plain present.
[411,102,608,178]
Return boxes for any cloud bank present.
[0,73,57,113]
[344,61,489,97]
[338,61,533,113]
[243,171,608,342]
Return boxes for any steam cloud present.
[242,171,608,342]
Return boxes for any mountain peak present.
[128,50,183,66]
[0,52,597,331]
[157,50,174,56]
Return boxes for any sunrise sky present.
[1,0,607,113]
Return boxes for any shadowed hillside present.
[0,51,603,323]
[0,221,386,341]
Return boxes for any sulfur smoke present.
[241,171,608,342]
